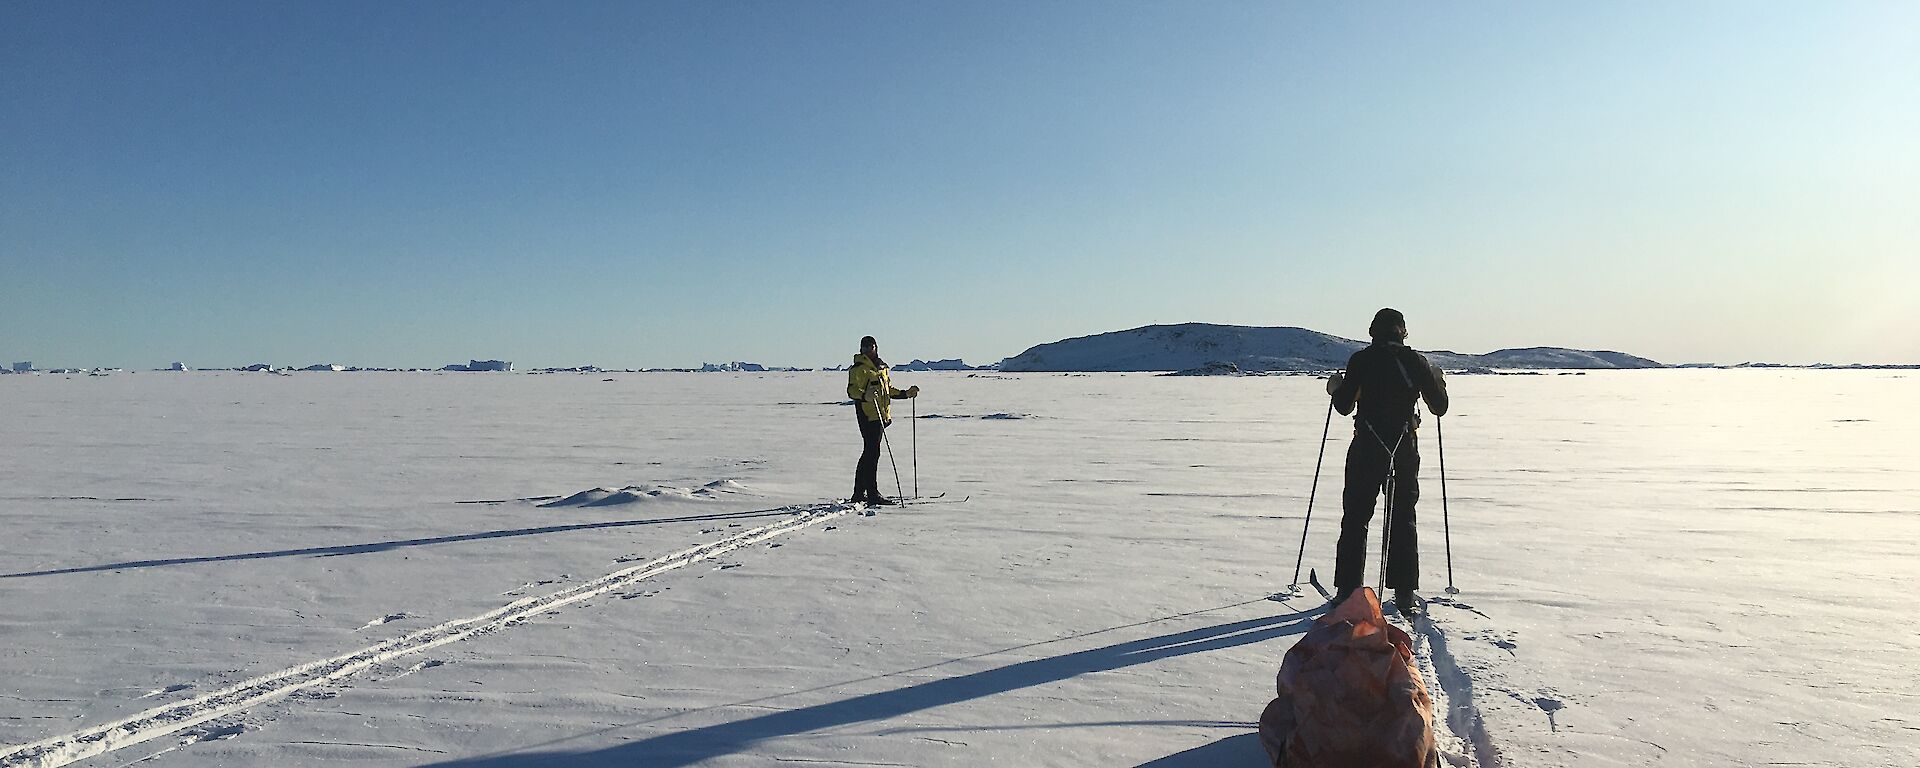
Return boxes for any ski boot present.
[1393,588,1423,618]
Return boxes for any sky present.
[3,1,1916,369]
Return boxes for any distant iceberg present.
[893,358,990,371]
[443,360,513,372]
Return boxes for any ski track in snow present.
[1379,601,1502,768]
[0,501,854,768]
[1413,612,1504,768]
[1420,618,1505,768]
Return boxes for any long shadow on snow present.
[422,610,1314,768]
[1134,732,1266,767]
[0,508,799,579]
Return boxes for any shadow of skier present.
[1132,731,1266,767]
[0,507,802,579]
[421,609,1315,767]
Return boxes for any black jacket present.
[1330,342,1448,433]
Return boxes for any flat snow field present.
[1,369,1915,767]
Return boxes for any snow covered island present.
[998,323,1663,372]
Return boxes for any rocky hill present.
[998,323,1662,372]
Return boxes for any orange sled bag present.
[1258,587,1437,768]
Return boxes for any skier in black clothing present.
[1325,308,1449,614]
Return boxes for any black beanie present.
[1369,308,1406,341]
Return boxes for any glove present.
[883,418,892,428]
[907,385,920,397]
[1325,372,1345,396]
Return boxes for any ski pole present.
[1288,400,1334,594]
[873,389,903,501]
[911,395,918,499]
[881,427,903,501]
[1439,416,1457,595]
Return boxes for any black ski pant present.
[853,414,885,500]
[1335,427,1420,592]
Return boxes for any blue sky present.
[4,1,1915,368]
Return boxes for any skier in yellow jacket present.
[847,335,918,505]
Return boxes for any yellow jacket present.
[847,354,914,421]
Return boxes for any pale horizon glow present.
[3,2,1916,369]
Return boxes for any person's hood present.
[853,353,877,367]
